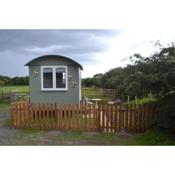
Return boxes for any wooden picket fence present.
[11,101,157,132]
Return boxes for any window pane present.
[43,68,53,88]
[56,68,66,88]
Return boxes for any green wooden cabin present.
[25,55,83,104]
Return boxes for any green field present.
[0,100,10,112]
[129,96,157,105]
[0,85,29,92]
[0,86,115,101]
[0,86,157,104]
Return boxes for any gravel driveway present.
[0,111,136,145]
[0,112,21,145]
[0,112,73,145]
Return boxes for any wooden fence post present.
[10,101,157,132]
[97,105,101,132]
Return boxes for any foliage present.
[135,129,175,145]
[10,76,29,85]
[82,42,175,101]
[0,85,29,92]
[82,73,103,88]
[129,46,175,98]
[93,73,103,78]
[0,75,29,86]
[0,99,11,113]
[82,77,102,88]
[153,94,175,131]
[0,80,5,87]
[82,42,175,132]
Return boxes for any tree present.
[0,75,29,86]
[93,73,103,79]
[82,42,175,103]
[0,80,5,87]
[129,44,175,97]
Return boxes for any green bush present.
[0,80,5,87]
[153,94,175,132]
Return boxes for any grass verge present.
[0,100,10,113]
[135,130,175,145]
[0,85,29,92]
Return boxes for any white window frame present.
[41,65,68,91]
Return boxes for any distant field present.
[0,85,116,101]
[0,86,99,93]
[0,86,29,93]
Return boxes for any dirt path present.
[0,112,23,145]
[0,112,136,145]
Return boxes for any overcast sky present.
[0,29,175,78]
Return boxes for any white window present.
[43,68,53,88]
[41,66,68,91]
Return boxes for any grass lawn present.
[130,96,157,105]
[135,130,175,145]
[0,100,11,113]
[0,85,29,93]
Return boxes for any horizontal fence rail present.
[0,91,29,101]
[11,102,156,133]
[81,88,118,99]
[0,88,117,101]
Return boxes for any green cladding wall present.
[28,56,81,104]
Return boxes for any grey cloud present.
[0,29,117,52]
[0,29,121,77]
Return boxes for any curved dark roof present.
[25,55,83,70]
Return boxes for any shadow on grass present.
[135,130,175,145]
